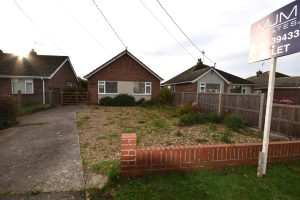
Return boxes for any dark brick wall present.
[88,54,161,104]
[173,83,197,93]
[260,88,300,105]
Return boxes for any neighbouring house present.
[162,59,254,94]
[84,50,163,104]
[247,70,300,104]
[0,49,78,104]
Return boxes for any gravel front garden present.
[77,105,283,173]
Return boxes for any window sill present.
[133,93,151,95]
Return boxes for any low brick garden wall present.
[120,133,300,176]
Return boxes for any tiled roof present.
[0,52,68,77]
[247,72,300,88]
[163,63,253,85]
[84,50,163,81]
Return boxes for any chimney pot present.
[256,69,262,77]
[29,49,37,56]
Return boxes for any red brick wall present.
[173,83,197,93]
[87,54,161,104]
[121,133,300,176]
[45,60,78,92]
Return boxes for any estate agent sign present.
[249,1,300,63]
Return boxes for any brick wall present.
[120,133,300,176]
[174,83,197,93]
[87,54,161,104]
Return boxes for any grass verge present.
[17,103,55,116]
[93,161,300,200]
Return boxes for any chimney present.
[197,58,203,66]
[29,49,37,56]
[256,69,262,77]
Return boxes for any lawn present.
[77,105,282,174]
[92,161,300,200]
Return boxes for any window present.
[67,82,77,87]
[199,83,205,93]
[206,83,220,93]
[230,85,242,93]
[242,86,246,94]
[98,81,118,94]
[134,82,151,94]
[11,79,34,94]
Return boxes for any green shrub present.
[224,114,247,131]
[0,96,17,130]
[99,96,115,106]
[206,112,224,123]
[221,129,233,143]
[179,113,207,126]
[113,94,135,106]
[177,103,200,115]
[152,117,170,131]
[142,87,173,107]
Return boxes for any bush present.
[113,94,135,106]
[99,96,115,106]
[179,113,208,126]
[99,94,136,106]
[91,160,120,182]
[0,96,17,129]
[206,112,224,124]
[224,114,247,131]
[153,87,174,105]
[178,103,200,115]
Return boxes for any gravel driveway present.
[0,105,85,199]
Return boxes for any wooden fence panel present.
[270,104,300,138]
[198,93,219,113]
[222,94,262,128]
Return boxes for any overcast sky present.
[0,0,299,81]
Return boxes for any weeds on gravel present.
[77,115,90,128]
[26,187,40,196]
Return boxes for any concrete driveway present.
[0,106,85,198]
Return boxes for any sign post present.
[249,1,300,177]
[257,57,277,177]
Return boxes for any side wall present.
[121,133,300,176]
[172,83,197,93]
[88,54,160,104]
[259,88,300,105]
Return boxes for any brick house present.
[162,59,253,93]
[247,70,300,104]
[0,49,78,104]
[84,50,163,104]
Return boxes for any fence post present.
[196,92,199,106]
[218,93,223,114]
[258,93,265,131]
[17,90,22,110]
[76,92,78,104]
[60,92,64,105]
[120,133,137,176]
[181,92,185,105]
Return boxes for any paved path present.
[0,106,85,198]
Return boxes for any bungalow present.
[247,70,300,104]
[84,50,163,104]
[0,49,78,104]
[162,59,254,94]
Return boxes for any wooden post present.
[257,57,277,177]
[181,92,185,105]
[258,93,265,131]
[17,90,22,110]
[196,92,199,106]
[76,92,78,104]
[218,93,222,114]
[60,92,64,105]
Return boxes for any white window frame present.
[199,83,206,93]
[11,78,34,94]
[133,82,152,95]
[25,80,34,94]
[98,80,118,94]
